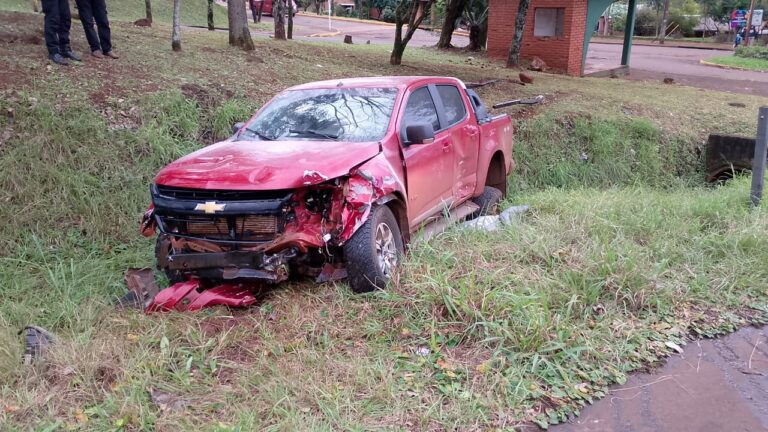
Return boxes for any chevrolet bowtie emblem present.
[194,201,226,214]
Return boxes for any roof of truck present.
[286,76,465,91]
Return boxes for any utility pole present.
[751,107,768,207]
[659,0,671,44]
[744,0,757,47]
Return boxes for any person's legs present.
[56,0,71,54]
[75,0,100,52]
[41,0,61,56]
[91,0,112,53]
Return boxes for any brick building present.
[486,0,637,76]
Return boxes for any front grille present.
[155,185,292,202]
[163,215,279,241]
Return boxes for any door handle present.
[442,142,451,153]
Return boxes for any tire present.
[155,235,185,285]
[343,205,404,293]
[470,186,503,218]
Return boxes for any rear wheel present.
[344,205,404,293]
[470,186,503,218]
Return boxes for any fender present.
[338,154,406,242]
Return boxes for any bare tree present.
[274,0,287,40]
[229,0,255,49]
[506,0,530,67]
[145,0,152,23]
[437,0,468,49]
[391,0,435,65]
[172,0,182,51]
[207,0,215,30]
[658,0,670,44]
[287,0,294,39]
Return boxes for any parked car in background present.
[250,0,297,16]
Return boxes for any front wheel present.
[343,205,404,293]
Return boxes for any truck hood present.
[154,139,381,190]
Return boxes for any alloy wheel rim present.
[375,222,397,277]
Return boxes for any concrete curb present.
[591,38,733,51]
[699,58,768,73]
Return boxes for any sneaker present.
[104,51,119,59]
[91,49,105,59]
[48,53,69,65]
[62,50,81,61]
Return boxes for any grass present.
[706,55,768,72]
[1,8,767,430]
[0,0,230,27]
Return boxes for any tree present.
[228,0,255,49]
[437,0,468,49]
[207,0,215,30]
[288,0,294,39]
[391,0,435,65]
[172,0,181,51]
[145,0,153,23]
[274,0,287,39]
[464,0,487,51]
[658,0,671,43]
[505,0,530,67]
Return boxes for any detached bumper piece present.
[145,280,259,313]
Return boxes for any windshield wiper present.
[241,127,274,141]
[288,128,340,140]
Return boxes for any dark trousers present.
[41,0,71,56]
[75,0,111,53]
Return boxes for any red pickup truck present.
[140,76,514,298]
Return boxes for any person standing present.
[75,0,119,59]
[42,0,81,65]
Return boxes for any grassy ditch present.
[706,55,768,72]
[1,10,767,430]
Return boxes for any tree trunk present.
[468,24,481,50]
[437,0,467,49]
[172,0,181,51]
[390,0,434,65]
[478,15,488,48]
[506,0,530,67]
[287,0,293,39]
[207,0,215,30]
[659,0,670,44]
[145,0,153,23]
[313,0,320,14]
[228,0,255,49]
[274,0,286,40]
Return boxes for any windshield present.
[238,87,398,142]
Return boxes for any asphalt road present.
[554,325,768,432]
[254,13,469,47]
[587,43,768,97]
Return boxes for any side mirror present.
[232,122,245,135]
[405,123,435,146]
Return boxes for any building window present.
[534,8,565,37]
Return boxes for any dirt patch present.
[0,31,42,45]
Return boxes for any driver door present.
[399,86,454,228]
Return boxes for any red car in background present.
[250,0,298,16]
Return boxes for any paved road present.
[253,14,469,47]
[554,325,768,432]
[587,43,768,97]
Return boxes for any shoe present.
[63,50,81,61]
[48,53,69,65]
[104,51,119,59]
[91,50,105,59]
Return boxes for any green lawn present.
[706,54,768,72]
[0,10,767,431]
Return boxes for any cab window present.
[402,87,440,132]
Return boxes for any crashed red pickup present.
[140,76,514,299]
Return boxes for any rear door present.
[433,84,480,203]
[400,86,455,227]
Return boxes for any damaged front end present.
[140,164,399,296]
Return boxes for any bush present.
[735,45,768,60]
[666,11,697,37]
[381,6,396,22]
[633,8,658,37]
